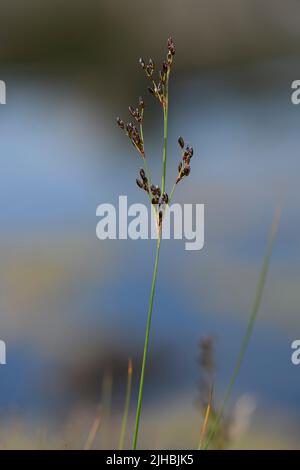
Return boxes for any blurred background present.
[0,0,300,449]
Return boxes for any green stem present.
[132,70,171,450]
[143,157,152,191]
[139,120,153,204]
[169,182,176,205]
[169,165,184,205]
[161,80,169,194]
[132,235,161,450]
[202,207,281,450]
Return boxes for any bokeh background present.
[0,0,300,449]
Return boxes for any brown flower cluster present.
[139,37,175,106]
[116,37,195,213]
[136,170,169,206]
[176,136,194,184]
[117,96,145,157]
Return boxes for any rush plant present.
[116,37,195,449]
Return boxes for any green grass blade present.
[118,358,133,450]
[202,207,281,450]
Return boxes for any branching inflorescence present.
[117,37,195,233]
[116,37,195,449]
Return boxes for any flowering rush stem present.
[132,50,170,452]
[116,37,195,449]
[161,75,169,194]
[132,234,161,450]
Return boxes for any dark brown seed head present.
[178,136,184,148]
[133,134,141,146]
[129,106,136,117]
[139,96,145,108]
[162,192,169,204]
[183,166,190,176]
[139,168,146,180]
[150,184,156,194]
[167,37,175,55]
[132,126,141,144]
[117,117,125,129]
[186,145,194,157]
[126,123,133,136]
[183,149,190,159]
[155,185,161,197]
[178,162,182,172]
[136,179,143,189]
[162,61,168,73]
[148,87,155,96]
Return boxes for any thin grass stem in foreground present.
[202,206,281,450]
[197,385,213,450]
[84,405,102,450]
[118,358,133,450]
